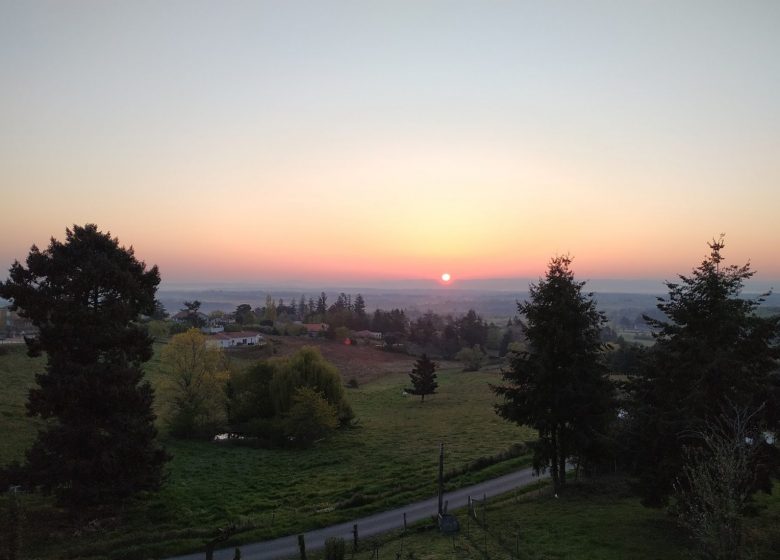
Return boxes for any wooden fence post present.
[298,534,306,560]
[483,493,488,558]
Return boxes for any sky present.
[2,1,779,290]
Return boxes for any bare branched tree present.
[673,403,766,560]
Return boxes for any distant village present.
[167,294,384,350]
[1,292,385,348]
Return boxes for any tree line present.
[491,239,779,559]
[168,288,508,367]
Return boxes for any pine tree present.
[407,354,438,402]
[629,238,780,506]
[457,309,488,348]
[498,328,513,357]
[0,224,170,506]
[493,256,615,493]
[316,292,328,316]
[352,293,368,329]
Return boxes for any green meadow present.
[2,341,778,559]
[0,343,533,559]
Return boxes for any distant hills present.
[157,284,780,324]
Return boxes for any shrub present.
[227,361,276,424]
[284,387,338,446]
[145,319,170,340]
[225,347,354,447]
[456,345,486,371]
[269,347,354,423]
[324,537,346,560]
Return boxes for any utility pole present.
[437,442,444,516]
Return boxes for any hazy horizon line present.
[158,276,779,295]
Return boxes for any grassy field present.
[300,478,780,560]
[3,338,778,559]
[0,346,45,465]
[0,341,534,559]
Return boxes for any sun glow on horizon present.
[1,4,780,286]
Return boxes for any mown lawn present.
[0,344,534,559]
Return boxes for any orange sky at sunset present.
[2,2,779,289]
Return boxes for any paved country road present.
[168,466,545,560]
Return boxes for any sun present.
[441,272,451,283]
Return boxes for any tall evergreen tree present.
[307,297,316,316]
[498,328,513,357]
[351,293,368,329]
[353,293,366,317]
[235,303,254,325]
[316,292,328,316]
[457,309,488,348]
[629,238,780,506]
[410,311,440,347]
[407,354,438,402]
[0,224,169,506]
[493,256,615,493]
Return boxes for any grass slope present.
[0,343,533,559]
[0,346,45,465]
[302,478,780,560]
[4,340,777,560]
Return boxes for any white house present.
[206,331,264,349]
[354,330,383,340]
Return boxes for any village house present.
[302,323,329,337]
[205,331,265,349]
[354,329,383,340]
